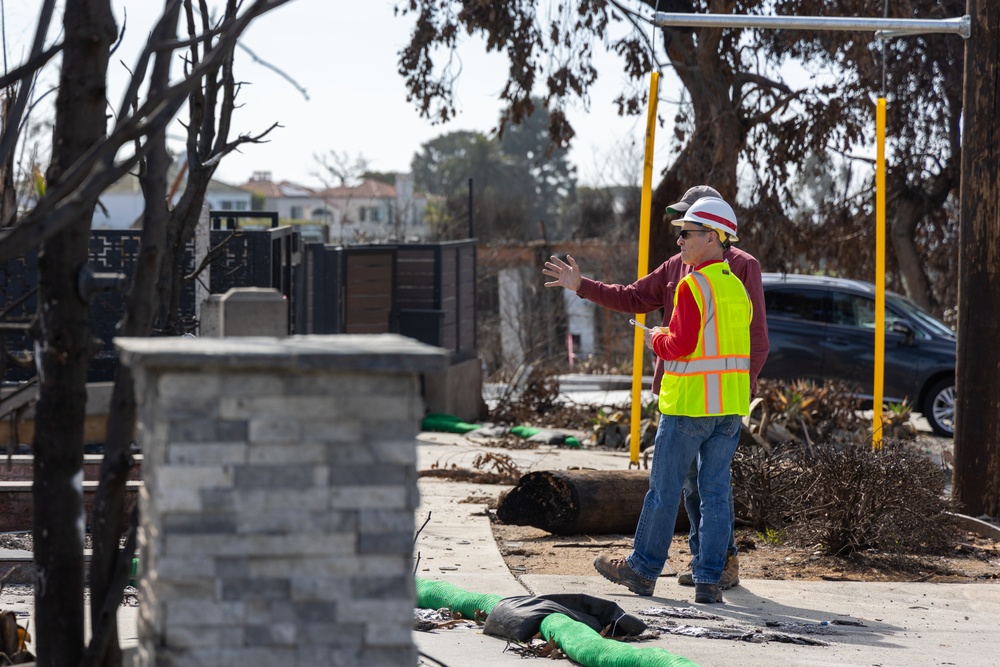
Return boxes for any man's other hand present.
[644,326,667,349]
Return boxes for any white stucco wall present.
[498,267,527,368]
[93,187,252,229]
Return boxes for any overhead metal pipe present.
[653,12,971,39]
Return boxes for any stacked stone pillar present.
[116,334,447,667]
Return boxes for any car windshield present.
[887,293,955,338]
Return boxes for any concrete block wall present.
[422,356,485,422]
[116,335,448,667]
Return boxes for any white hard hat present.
[671,196,738,243]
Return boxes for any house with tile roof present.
[241,171,332,225]
[240,171,429,244]
[93,165,253,229]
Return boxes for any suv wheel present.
[922,378,955,438]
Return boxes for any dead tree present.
[83,6,182,667]
[0,2,295,665]
[87,3,282,666]
[954,0,1000,517]
[156,0,279,334]
[31,3,117,665]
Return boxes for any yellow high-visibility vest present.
[658,262,751,417]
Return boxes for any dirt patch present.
[491,521,1000,584]
[473,426,1000,584]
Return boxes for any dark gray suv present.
[759,273,956,437]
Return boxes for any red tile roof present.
[241,176,403,200]
[318,179,397,199]
[240,177,283,197]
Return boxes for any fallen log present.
[496,469,691,536]
[493,426,765,536]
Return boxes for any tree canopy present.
[764,0,964,313]
[395,0,963,314]
[412,100,576,241]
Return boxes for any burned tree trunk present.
[496,469,691,536]
[87,7,180,666]
[954,0,1000,517]
[32,2,117,665]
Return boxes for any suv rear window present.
[763,287,828,323]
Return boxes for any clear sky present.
[3,0,680,190]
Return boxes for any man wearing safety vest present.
[592,196,751,603]
[543,186,767,597]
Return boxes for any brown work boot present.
[719,553,740,590]
[593,554,656,596]
[677,559,694,587]
[694,583,723,603]
[680,554,739,588]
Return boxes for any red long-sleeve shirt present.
[576,247,769,396]
[648,266,705,361]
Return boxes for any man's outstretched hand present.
[542,255,583,292]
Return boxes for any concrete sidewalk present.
[413,432,1000,667]
[2,431,996,666]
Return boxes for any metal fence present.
[1,223,300,382]
[1,227,477,384]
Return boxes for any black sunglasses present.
[678,229,713,239]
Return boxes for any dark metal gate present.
[298,240,477,361]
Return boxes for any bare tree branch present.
[114,0,184,126]
[732,71,793,109]
[0,43,62,91]
[236,41,309,100]
[743,89,805,127]
[202,121,281,168]
[0,0,59,171]
[0,0,295,263]
[607,0,667,73]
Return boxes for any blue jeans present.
[684,459,738,560]
[627,413,741,585]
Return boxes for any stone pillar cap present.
[115,334,450,374]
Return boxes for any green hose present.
[415,577,503,618]
[415,578,700,667]
[541,612,700,667]
[421,413,482,434]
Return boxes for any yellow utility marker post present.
[873,97,887,450]
[628,71,660,468]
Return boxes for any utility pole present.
[953,0,1000,516]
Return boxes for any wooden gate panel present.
[343,251,395,334]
